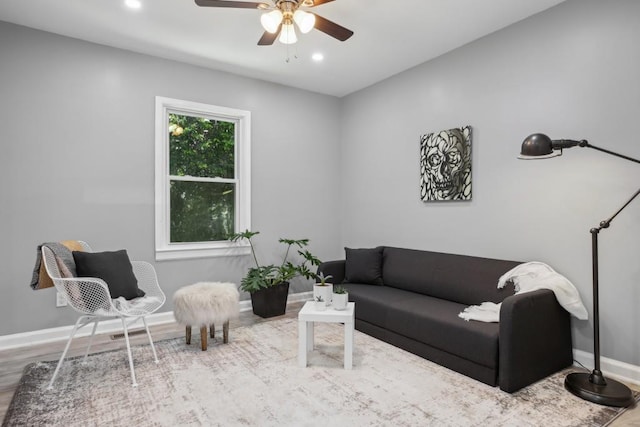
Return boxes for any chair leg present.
[121,317,138,387]
[142,317,159,364]
[200,326,207,351]
[82,320,100,364]
[210,323,215,339]
[186,326,191,345]
[48,316,84,390]
[223,320,229,344]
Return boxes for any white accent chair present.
[41,242,166,388]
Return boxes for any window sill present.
[155,242,250,261]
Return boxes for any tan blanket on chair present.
[30,240,84,290]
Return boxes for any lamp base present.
[565,371,634,407]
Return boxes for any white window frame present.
[154,96,251,260]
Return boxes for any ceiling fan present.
[194,0,354,46]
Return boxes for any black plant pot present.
[250,281,289,318]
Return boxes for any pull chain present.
[285,43,298,63]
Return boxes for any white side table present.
[298,301,355,369]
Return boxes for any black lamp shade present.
[519,133,560,159]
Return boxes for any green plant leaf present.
[236,234,322,293]
[298,250,321,266]
[333,285,347,294]
[318,272,333,285]
[230,230,259,242]
[279,238,309,248]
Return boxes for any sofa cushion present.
[382,247,519,305]
[384,295,500,369]
[345,283,499,369]
[344,247,384,285]
[342,283,411,328]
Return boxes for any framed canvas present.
[420,126,472,201]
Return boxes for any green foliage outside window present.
[168,114,236,243]
[169,114,235,178]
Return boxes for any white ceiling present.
[0,0,566,97]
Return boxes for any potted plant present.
[314,295,326,311]
[313,272,333,307]
[332,285,349,311]
[231,230,321,318]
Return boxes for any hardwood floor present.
[1,301,638,425]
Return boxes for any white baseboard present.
[572,349,640,386]
[0,291,313,351]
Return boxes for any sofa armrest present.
[498,289,573,393]
[317,260,346,285]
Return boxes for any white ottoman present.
[173,282,239,351]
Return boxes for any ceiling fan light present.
[124,0,141,9]
[260,10,283,34]
[279,22,297,44]
[293,10,315,34]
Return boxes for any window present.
[155,97,251,260]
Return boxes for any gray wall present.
[0,21,342,335]
[340,0,640,365]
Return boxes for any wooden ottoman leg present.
[223,320,229,344]
[186,326,192,345]
[200,326,208,351]
[210,323,215,339]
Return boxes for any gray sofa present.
[318,246,573,393]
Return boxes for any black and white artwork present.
[420,126,472,201]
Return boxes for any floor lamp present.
[519,133,638,407]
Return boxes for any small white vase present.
[313,283,333,306]
[332,293,348,310]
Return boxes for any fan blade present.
[304,0,335,7]
[195,0,270,9]
[312,14,353,41]
[258,25,281,45]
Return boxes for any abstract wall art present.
[420,126,472,201]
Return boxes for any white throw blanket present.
[458,261,588,322]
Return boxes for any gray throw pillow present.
[344,246,384,285]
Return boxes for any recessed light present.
[312,53,324,62]
[125,0,142,9]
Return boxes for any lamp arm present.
[551,139,640,228]
[588,185,640,386]
[577,143,640,229]
[551,139,586,149]
[582,143,640,165]
[595,187,640,231]
[550,139,640,165]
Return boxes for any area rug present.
[3,317,636,427]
